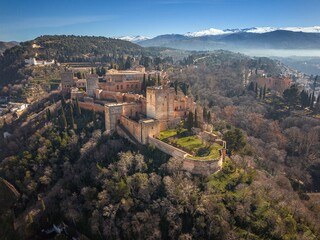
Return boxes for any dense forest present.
[0,35,174,87]
[0,42,320,239]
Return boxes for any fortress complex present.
[61,65,198,144]
[105,83,197,144]
[61,65,225,175]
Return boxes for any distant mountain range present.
[119,26,320,52]
[117,35,151,43]
[184,26,320,37]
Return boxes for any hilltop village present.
[61,65,227,175]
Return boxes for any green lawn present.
[176,135,203,151]
[159,129,181,140]
[159,128,223,161]
[189,143,223,160]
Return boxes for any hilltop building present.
[61,65,226,175]
[24,58,55,66]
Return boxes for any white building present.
[24,58,55,66]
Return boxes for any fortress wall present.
[148,136,188,159]
[159,118,181,131]
[78,102,104,112]
[121,116,142,142]
[141,120,160,144]
[182,156,223,176]
[122,103,142,118]
[148,137,223,176]
[105,104,123,133]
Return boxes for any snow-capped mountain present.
[117,35,150,42]
[185,26,320,37]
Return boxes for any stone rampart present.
[148,137,188,159]
[182,156,222,176]
[148,136,223,176]
[78,102,104,112]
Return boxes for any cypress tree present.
[93,110,98,129]
[308,93,312,107]
[207,111,211,124]
[60,107,67,130]
[186,112,194,131]
[259,87,262,99]
[255,83,258,97]
[174,80,179,95]
[263,85,266,99]
[46,109,51,121]
[194,109,198,128]
[203,107,207,122]
[75,97,81,116]
[310,92,315,109]
[61,96,66,108]
[69,103,75,129]
[300,90,309,108]
[142,74,146,92]
[248,82,254,91]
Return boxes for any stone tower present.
[85,73,99,97]
[61,71,75,92]
[146,86,176,130]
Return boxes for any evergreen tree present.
[310,91,315,109]
[92,110,98,129]
[75,97,81,116]
[259,87,263,99]
[300,90,309,108]
[124,57,132,70]
[174,80,179,95]
[180,82,189,96]
[255,83,258,97]
[223,128,246,153]
[186,112,194,131]
[60,107,67,130]
[61,96,66,108]
[263,85,266,99]
[313,75,318,91]
[69,103,75,129]
[142,74,146,93]
[194,109,198,128]
[283,84,299,110]
[101,67,106,76]
[76,72,82,79]
[207,111,211,124]
[46,109,51,121]
[248,82,254,91]
[203,107,207,123]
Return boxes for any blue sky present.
[1,0,319,41]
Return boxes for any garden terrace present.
[159,128,224,160]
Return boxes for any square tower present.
[146,86,175,121]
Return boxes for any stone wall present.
[148,136,223,176]
[182,156,222,176]
[105,104,123,133]
[78,101,104,112]
[148,136,188,159]
[120,116,142,142]
[122,103,142,118]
